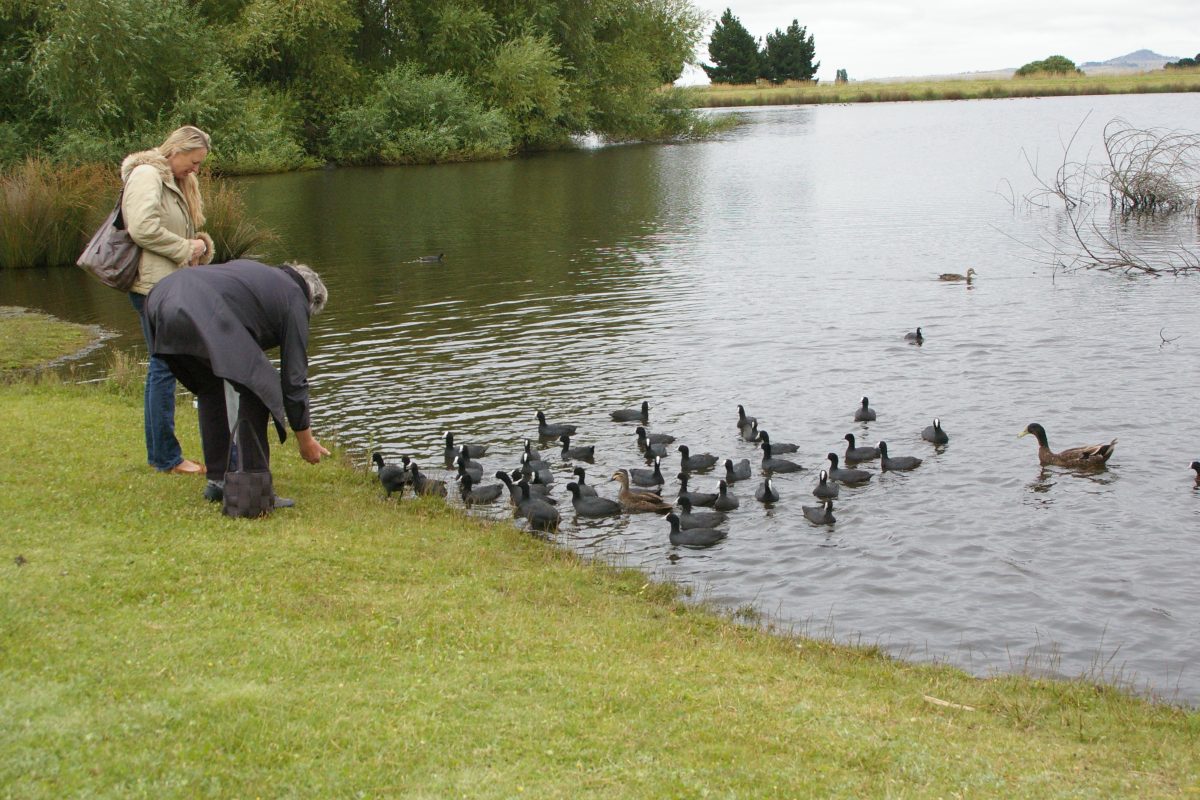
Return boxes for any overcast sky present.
[684,1,1196,82]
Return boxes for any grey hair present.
[286,261,328,315]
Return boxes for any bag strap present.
[112,184,129,232]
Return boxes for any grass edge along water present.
[687,68,1200,108]
[1,357,1198,796]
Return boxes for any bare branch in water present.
[1019,115,1200,273]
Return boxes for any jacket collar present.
[120,149,183,198]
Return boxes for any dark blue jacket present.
[147,260,312,442]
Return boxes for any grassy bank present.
[1,360,1198,794]
[691,68,1200,108]
[0,306,105,372]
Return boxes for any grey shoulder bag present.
[76,185,142,291]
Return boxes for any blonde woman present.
[122,125,215,474]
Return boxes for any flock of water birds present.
[365,290,1159,546]
[367,384,1116,546]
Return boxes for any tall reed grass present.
[0,158,276,270]
[0,159,113,270]
[201,178,277,262]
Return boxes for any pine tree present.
[702,8,761,84]
[762,19,818,83]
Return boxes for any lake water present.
[5,93,1200,703]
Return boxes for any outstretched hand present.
[296,428,330,464]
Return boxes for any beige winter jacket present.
[120,149,214,296]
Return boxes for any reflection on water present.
[5,93,1200,703]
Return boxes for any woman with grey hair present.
[123,125,216,475]
[145,259,330,506]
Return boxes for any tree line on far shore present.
[0,0,712,174]
[702,8,821,85]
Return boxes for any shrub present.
[1015,55,1083,77]
[329,63,512,165]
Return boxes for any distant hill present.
[885,50,1182,83]
[1079,49,1178,72]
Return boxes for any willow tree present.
[6,0,708,168]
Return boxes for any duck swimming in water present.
[938,267,976,282]
[1019,423,1115,469]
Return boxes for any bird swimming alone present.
[904,327,924,344]
[854,396,877,422]
[921,418,949,445]
[736,404,757,435]
[1019,423,1116,469]
[535,410,577,439]
[938,267,976,282]
[611,400,650,423]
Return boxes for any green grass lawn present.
[1,360,1199,795]
[689,69,1200,108]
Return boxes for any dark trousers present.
[162,355,270,484]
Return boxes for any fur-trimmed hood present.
[121,149,174,184]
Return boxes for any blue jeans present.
[129,292,184,471]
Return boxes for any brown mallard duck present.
[939,267,976,282]
[1019,423,1116,469]
[610,469,672,513]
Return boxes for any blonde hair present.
[157,125,211,229]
